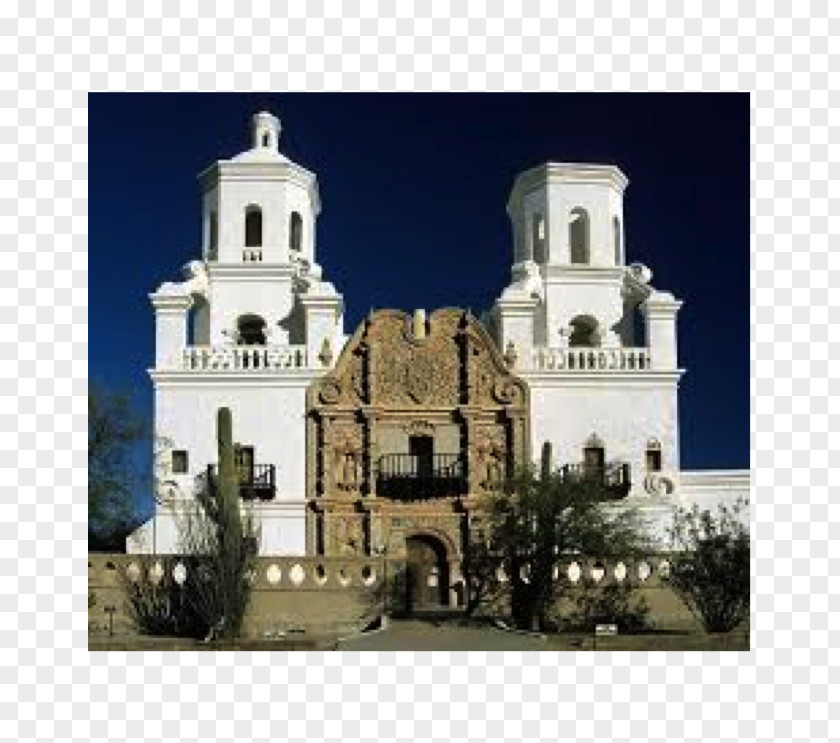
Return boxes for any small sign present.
[595,623,618,636]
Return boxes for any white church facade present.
[128,112,749,561]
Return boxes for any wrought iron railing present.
[559,462,632,499]
[377,453,466,500]
[206,463,276,501]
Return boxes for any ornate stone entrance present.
[305,308,530,598]
[405,534,449,611]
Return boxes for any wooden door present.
[405,535,448,611]
[583,446,605,480]
[409,435,434,479]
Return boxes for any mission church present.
[128,112,748,603]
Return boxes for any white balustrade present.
[181,345,309,371]
[530,346,651,372]
[242,249,263,262]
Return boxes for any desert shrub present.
[556,581,650,634]
[667,499,750,634]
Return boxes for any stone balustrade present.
[531,346,651,372]
[181,344,310,371]
[97,554,673,592]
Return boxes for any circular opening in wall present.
[614,562,627,582]
[289,564,306,586]
[361,566,376,586]
[149,561,164,585]
[337,568,350,587]
[658,559,671,578]
[266,564,282,585]
[638,561,651,582]
[567,561,581,584]
[125,562,141,583]
[172,562,187,586]
[590,561,606,584]
[315,565,327,585]
[105,561,116,570]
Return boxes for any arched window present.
[613,216,622,265]
[237,314,267,345]
[569,207,590,264]
[645,439,662,472]
[568,315,600,348]
[245,206,262,247]
[289,211,303,252]
[532,213,546,264]
[262,132,270,147]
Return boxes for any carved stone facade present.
[306,309,530,594]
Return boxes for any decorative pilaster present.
[642,291,683,370]
[150,292,193,369]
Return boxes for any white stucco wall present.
[542,268,626,347]
[150,375,319,554]
[525,375,681,492]
[207,266,297,345]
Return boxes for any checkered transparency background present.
[1,0,835,740]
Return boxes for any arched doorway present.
[405,534,449,613]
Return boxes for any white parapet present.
[180,344,311,372]
[531,346,651,372]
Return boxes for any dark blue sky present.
[90,93,749,491]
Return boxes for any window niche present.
[171,450,189,474]
[613,216,622,266]
[569,207,590,264]
[245,206,263,248]
[645,440,663,472]
[289,211,303,252]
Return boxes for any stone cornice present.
[149,369,324,387]
[495,294,539,313]
[198,159,321,213]
[542,265,626,284]
[149,292,193,310]
[642,293,684,316]
[520,369,684,388]
[299,292,343,311]
[508,161,629,213]
[207,263,297,281]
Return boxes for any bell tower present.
[495,162,633,357]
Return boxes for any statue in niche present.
[474,436,506,490]
[335,516,363,555]
[333,431,363,493]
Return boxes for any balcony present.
[377,453,466,500]
[558,462,632,500]
[531,347,650,372]
[182,345,309,372]
[206,463,276,501]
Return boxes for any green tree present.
[666,499,750,634]
[467,441,649,630]
[88,383,148,547]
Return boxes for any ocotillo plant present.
[122,407,257,639]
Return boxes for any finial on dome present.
[252,111,281,151]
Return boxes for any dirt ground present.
[89,619,749,651]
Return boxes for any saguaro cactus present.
[213,406,245,636]
[216,407,241,541]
